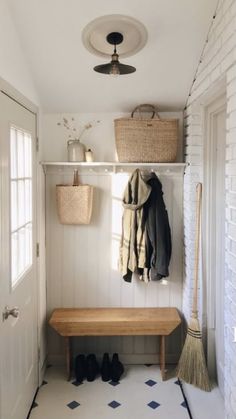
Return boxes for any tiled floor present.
[29,364,191,419]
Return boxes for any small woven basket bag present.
[56,170,93,225]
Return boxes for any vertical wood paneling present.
[96,175,111,308]
[46,168,184,363]
[46,172,64,357]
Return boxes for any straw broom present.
[176,183,211,391]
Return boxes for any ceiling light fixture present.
[93,32,136,75]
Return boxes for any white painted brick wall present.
[184,0,236,417]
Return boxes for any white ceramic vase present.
[67,139,86,162]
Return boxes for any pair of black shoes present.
[101,353,124,382]
[75,353,124,383]
[75,354,99,383]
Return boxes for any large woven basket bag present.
[114,104,178,163]
[56,170,94,225]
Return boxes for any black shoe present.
[86,354,99,382]
[111,353,124,382]
[75,354,86,383]
[101,353,111,382]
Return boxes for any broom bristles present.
[176,317,211,392]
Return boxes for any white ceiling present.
[8,0,218,113]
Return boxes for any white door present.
[0,91,38,419]
[204,94,226,397]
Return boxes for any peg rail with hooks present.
[40,161,187,176]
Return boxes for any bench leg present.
[160,335,166,380]
[65,337,72,381]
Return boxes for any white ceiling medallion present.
[82,14,148,58]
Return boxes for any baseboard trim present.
[39,357,47,385]
[47,353,179,366]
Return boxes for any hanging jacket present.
[143,173,172,280]
[119,169,151,282]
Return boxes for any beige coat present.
[119,169,151,282]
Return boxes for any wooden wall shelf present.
[40,161,187,175]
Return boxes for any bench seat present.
[49,307,181,380]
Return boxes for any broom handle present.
[192,183,202,319]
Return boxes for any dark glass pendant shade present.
[93,32,136,75]
[93,60,136,75]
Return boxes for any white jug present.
[67,139,86,162]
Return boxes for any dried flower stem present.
[57,116,100,141]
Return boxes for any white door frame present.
[0,77,42,417]
[0,78,38,116]
[201,82,226,393]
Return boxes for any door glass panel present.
[10,128,17,178]
[11,180,17,231]
[17,130,24,178]
[10,126,33,288]
[24,133,32,177]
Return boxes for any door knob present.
[2,306,20,321]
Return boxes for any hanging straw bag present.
[56,170,94,225]
[114,104,178,163]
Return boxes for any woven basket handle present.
[131,104,160,120]
[73,169,80,186]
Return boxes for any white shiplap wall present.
[183,0,236,417]
[45,166,184,364]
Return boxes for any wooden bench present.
[49,307,181,381]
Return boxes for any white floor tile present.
[29,364,190,419]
